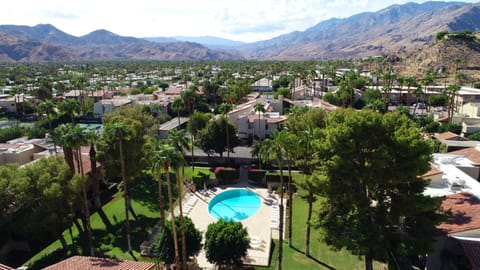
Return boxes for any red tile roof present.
[44,256,155,270]
[420,163,443,178]
[438,192,480,235]
[456,238,480,270]
[435,131,467,141]
[449,147,480,166]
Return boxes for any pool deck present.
[184,183,282,268]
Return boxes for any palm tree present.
[53,124,75,172]
[280,131,297,248]
[104,121,134,253]
[172,97,184,126]
[155,144,183,268]
[260,130,288,270]
[253,102,265,140]
[58,98,81,124]
[84,129,101,209]
[297,126,317,257]
[168,145,188,269]
[219,102,233,167]
[146,138,166,229]
[67,124,94,256]
[37,99,57,153]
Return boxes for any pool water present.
[208,189,261,221]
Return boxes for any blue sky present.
[1,0,478,42]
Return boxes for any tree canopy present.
[196,116,239,157]
[204,220,249,267]
[316,109,445,269]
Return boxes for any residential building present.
[158,117,189,139]
[237,112,287,140]
[252,78,273,92]
[93,98,133,118]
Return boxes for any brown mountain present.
[0,24,240,61]
[241,1,480,60]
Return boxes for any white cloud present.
[0,0,478,42]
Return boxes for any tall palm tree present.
[84,129,101,209]
[260,130,288,270]
[146,138,166,228]
[53,124,75,172]
[219,102,233,167]
[104,121,134,253]
[172,97,184,126]
[168,145,188,269]
[280,131,297,248]
[253,102,265,140]
[67,124,94,256]
[297,126,316,257]
[155,144,183,268]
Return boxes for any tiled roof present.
[456,238,480,270]
[44,256,155,270]
[435,131,467,141]
[449,147,480,165]
[438,192,480,234]
[420,163,443,178]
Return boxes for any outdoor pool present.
[208,189,261,221]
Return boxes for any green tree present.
[444,84,460,122]
[187,111,210,170]
[58,98,81,124]
[103,121,134,253]
[205,220,249,268]
[260,130,289,270]
[37,99,57,152]
[154,144,184,267]
[152,216,202,266]
[84,129,101,209]
[317,109,445,270]
[253,102,266,140]
[218,103,233,166]
[196,116,239,158]
[172,96,184,126]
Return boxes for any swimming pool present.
[208,189,261,221]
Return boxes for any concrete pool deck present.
[184,183,283,269]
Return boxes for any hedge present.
[214,167,239,184]
[247,169,267,184]
[192,171,211,190]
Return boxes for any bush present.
[214,167,239,184]
[192,171,211,190]
[247,169,267,184]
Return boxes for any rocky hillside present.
[398,34,480,82]
[240,2,480,60]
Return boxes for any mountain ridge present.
[1,1,480,61]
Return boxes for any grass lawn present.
[253,187,386,270]
[24,177,161,268]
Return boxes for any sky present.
[1,0,478,43]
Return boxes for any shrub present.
[247,169,267,184]
[214,167,239,184]
[192,171,211,190]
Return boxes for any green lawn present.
[254,188,386,270]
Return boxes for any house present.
[93,98,133,118]
[0,94,24,114]
[158,117,189,139]
[0,137,48,166]
[44,256,155,270]
[427,192,480,270]
[252,78,273,92]
[237,112,287,140]
[63,89,113,102]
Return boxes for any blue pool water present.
[208,189,261,221]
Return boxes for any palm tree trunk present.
[77,147,94,256]
[157,173,165,228]
[90,145,101,209]
[278,164,284,270]
[165,164,180,267]
[191,133,195,171]
[176,169,188,269]
[287,159,293,248]
[365,249,373,270]
[305,191,313,257]
[226,118,230,167]
[119,139,132,253]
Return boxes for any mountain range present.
[0,1,480,62]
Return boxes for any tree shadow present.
[290,245,336,270]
